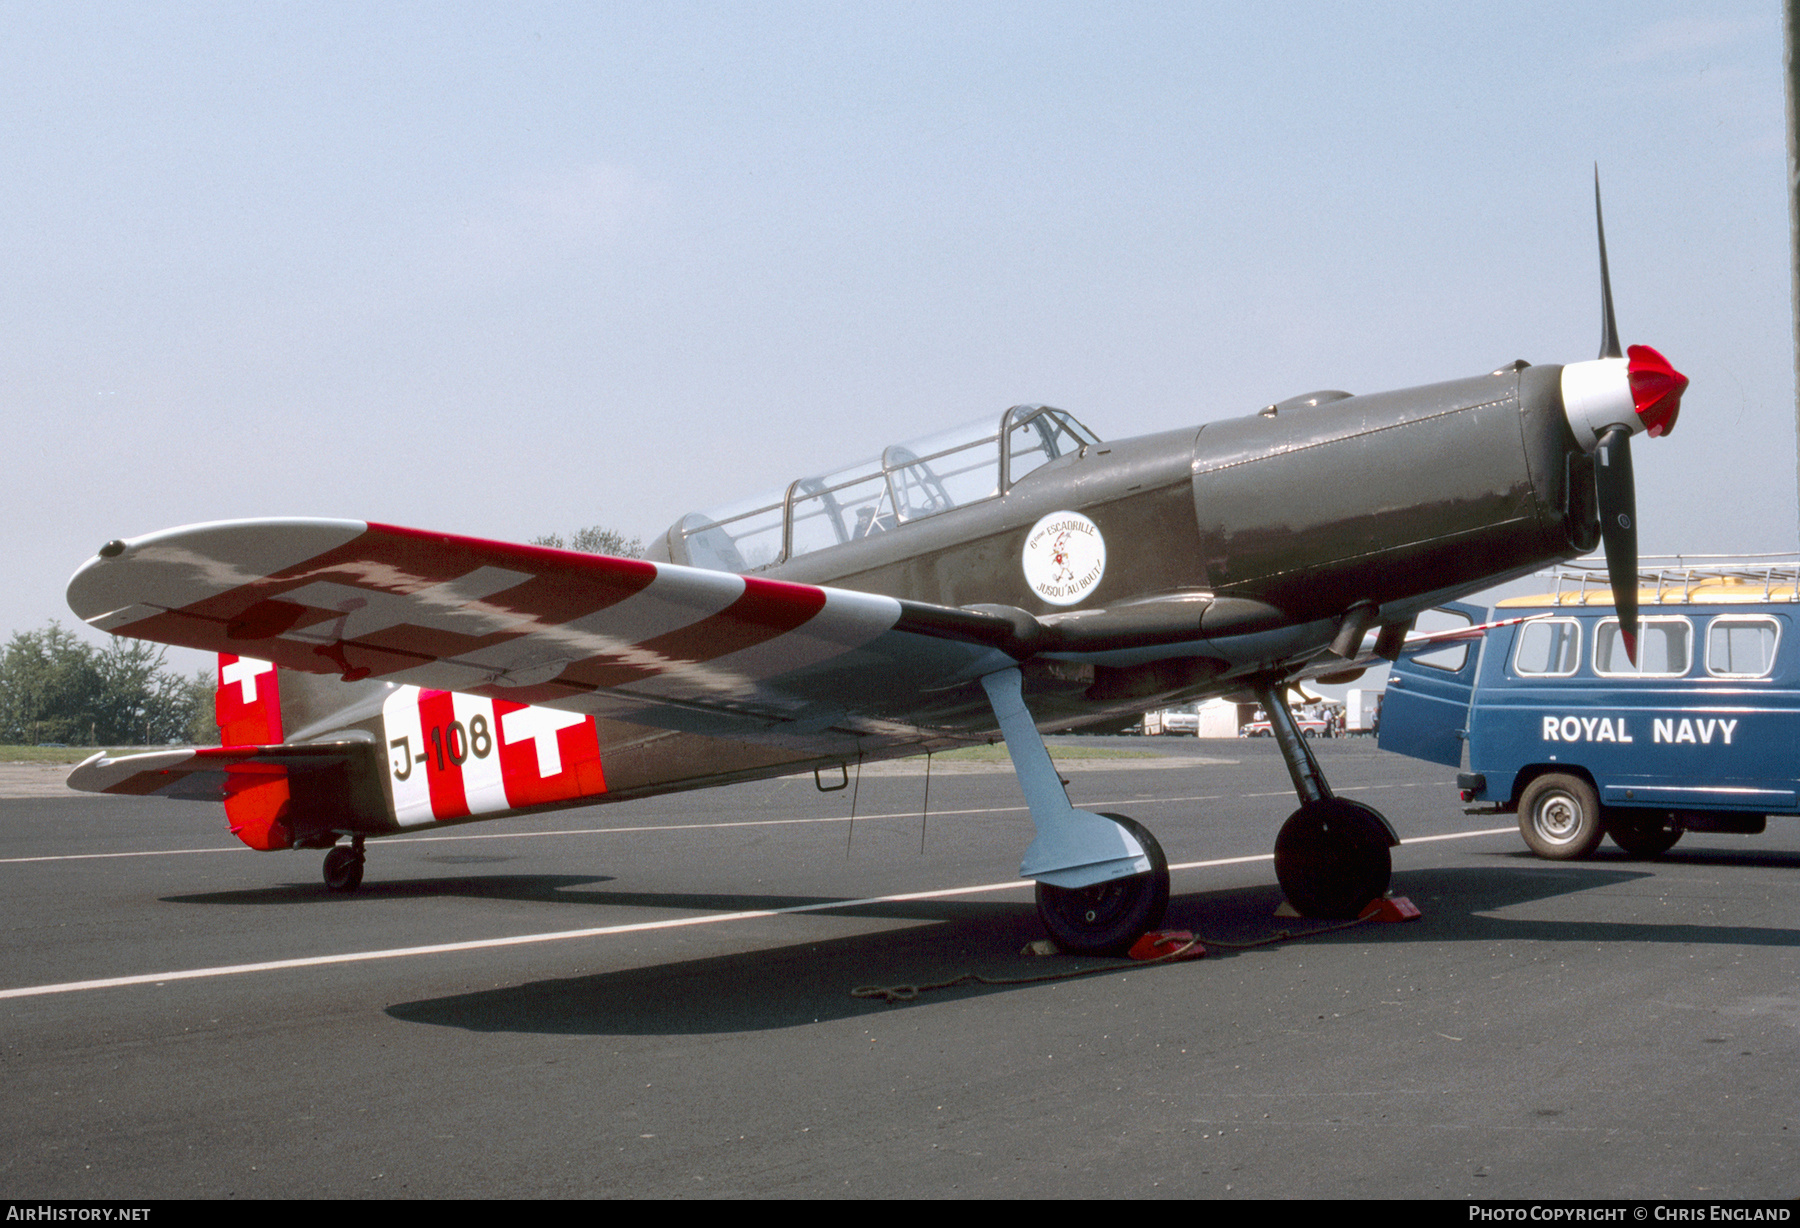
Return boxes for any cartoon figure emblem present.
[1022,511,1106,606]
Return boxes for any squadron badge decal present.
[1022,511,1106,606]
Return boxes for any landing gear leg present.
[323,835,366,893]
[980,668,1171,954]
[1255,681,1397,919]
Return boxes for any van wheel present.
[1518,774,1605,860]
[1606,812,1683,859]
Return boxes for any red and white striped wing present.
[67,519,1000,736]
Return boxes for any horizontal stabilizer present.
[67,742,369,803]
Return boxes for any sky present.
[2,2,1793,671]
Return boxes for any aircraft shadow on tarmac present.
[163,872,621,907]
[1565,845,1800,872]
[381,861,1800,1037]
[163,875,1037,920]
[163,840,1800,910]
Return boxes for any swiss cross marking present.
[278,567,537,642]
[500,706,588,777]
[221,657,274,704]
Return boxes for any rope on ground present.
[851,915,1372,1003]
[1196,913,1373,950]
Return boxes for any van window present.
[1706,616,1780,679]
[1408,606,1475,672]
[1513,618,1581,676]
[1594,617,1692,678]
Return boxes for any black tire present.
[1035,814,1169,956]
[1517,773,1605,860]
[1274,798,1393,919]
[1606,811,1683,859]
[323,844,365,892]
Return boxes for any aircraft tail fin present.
[211,654,293,848]
[215,654,283,746]
[149,654,388,852]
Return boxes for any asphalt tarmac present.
[2,738,1796,1199]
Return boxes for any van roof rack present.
[1520,554,1800,607]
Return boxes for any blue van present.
[1379,561,1797,859]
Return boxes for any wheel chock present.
[1128,930,1205,961]
[1358,895,1421,922]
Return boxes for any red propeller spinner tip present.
[1626,345,1687,438]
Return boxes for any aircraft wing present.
[66,519,1027,745]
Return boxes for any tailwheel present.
[1035,814,1169,956]
[322,841,365,893]
[1605,811,1683,859]
[1274,798,1393,919]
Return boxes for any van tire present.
[1518,773,1605,860]
[1606,811,1683,858]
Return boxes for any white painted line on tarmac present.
[0,882,1032,1000]
[0,825,1515,1000]
[0,846,247,863]
[1,779,1459,865]
[0,805,1029,865]
[1401,826,1515,843]
[1163,825,1514,871]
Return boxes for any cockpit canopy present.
[666,404,1101,572]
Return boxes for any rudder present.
[215,654,292,850]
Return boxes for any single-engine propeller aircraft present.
[64,181,1688,954]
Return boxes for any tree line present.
[529,525,645,557]
[0,624,212,747]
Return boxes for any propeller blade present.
[1595,167,1622,360]
[1594,424,1639,664]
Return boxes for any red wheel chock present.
[1128,930,1206,961]
[1359,895,1422,922]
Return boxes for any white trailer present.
[1346,688,1383,735]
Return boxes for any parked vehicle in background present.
[1145,698,1253,737]
[1241,707,1334,738]
[1144,709,1200,736]
[1380,557,1799,860]
[1345,688,1382,735]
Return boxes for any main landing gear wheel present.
[1518,773,1605,860]
[1606,811,1683,859]
[323,843,365,893]
[1035,814,1169,956]
[1274,798,1393,919]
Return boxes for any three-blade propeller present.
[1585,171,1688,664]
